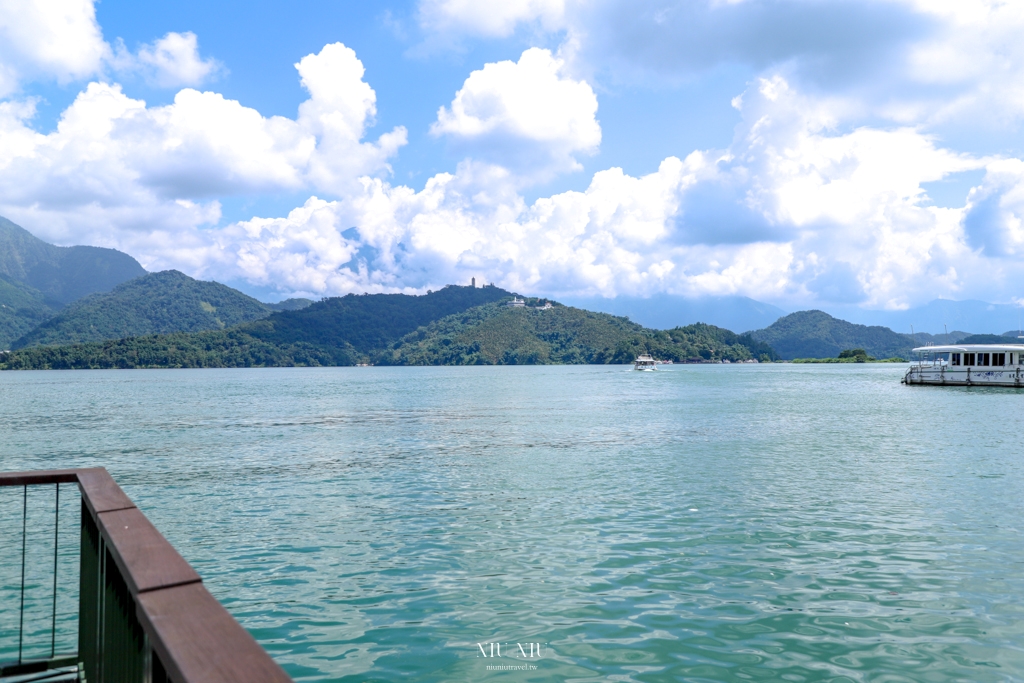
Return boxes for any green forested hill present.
[13,270,274,348]
[0,285,514,368]
[960,333,1022,344]
[0,290,776,369]
[376,301,638,365]
[374,300,775,365]
[0,276,55,349]
[748,310,915,359]
[0,329,357,370]
[236,284,513,352]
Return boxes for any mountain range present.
[0,288,776,369]
[0,217,311,350]
[1,217,147,348]
[560,294,787,333]
[13,270,309,349]
[564,293,1024,337]
[829,299,1024,336]
[3,215,1023,368]
[0,216,146,306]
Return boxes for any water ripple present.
[3,365,1024,681]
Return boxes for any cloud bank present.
[3,0,1024,311]
[0,0,221,96]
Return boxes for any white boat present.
[903,344,1024,387]
[634,354,657,371]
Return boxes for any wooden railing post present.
[2,468,293,683]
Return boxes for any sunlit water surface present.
[2,365,1024,682]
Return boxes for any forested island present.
[791,348,907,363]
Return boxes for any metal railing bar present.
[18,667,80,683]
[0,471,79,487]
[18,484,27,664]
[51,482,59,659]
[0,655,79,677]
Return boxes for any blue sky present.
[2,0,1024,310]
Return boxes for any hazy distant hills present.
[265,298,314,312]
[568,293,1024,338]
[0,217,146,305]
[564,290,1024,339]
[828,299,1024,336]
[13,270,288,349]
[959,333,1024,344]
[0,217,147,348]
[0,216,314,350]
[561,294,787,333]
[748,310,919,360]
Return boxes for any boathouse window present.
[994,353,1006,366]
[980,353,990,366]
[951,353,961,366]
[965,353,975,365]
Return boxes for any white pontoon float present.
[903,344,1024,387]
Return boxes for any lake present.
[2,364,1024,682]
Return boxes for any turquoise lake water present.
[2,364,1024,681]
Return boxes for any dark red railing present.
[0,468,291,683]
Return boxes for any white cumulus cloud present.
[432,48,600,180]
[0,42,405,266]
[416,0,1024,136]
[962,159,1024,258]
[133,32,222,88]
[6,5,1024,311]
[201,74,1010,309]
[0,2,224,95]
[419,0,566,38]
[0,0,108,96]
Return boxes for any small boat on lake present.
[634,354,657,371]
[903,344,1024,387]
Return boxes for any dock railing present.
[1,468,291,683]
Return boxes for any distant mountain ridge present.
[829,298,1024,335]
[1,217,316,350]
[266,299,313,312]
[0,216,146,305]
[13,270,277,349]
[0,216,148,348]
[560,294,787,332]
